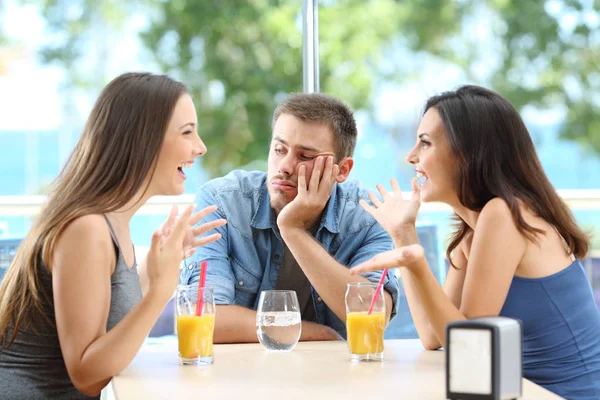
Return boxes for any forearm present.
[70,290,168,394]
[213,305,259,344]
[392,227,442,350]
[408,259,466,348]
[279,227,369,321]
[398,267,442,349]
[137,258,150,296]
[300,321,342,341]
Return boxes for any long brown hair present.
[0,72,188,344]
[422,85,590,268]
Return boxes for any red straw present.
[368,268,388,314]
[195,261,208,316]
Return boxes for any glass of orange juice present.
[175,285,216,366]
[345,282,386,362]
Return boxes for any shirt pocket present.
[231,257,261,309]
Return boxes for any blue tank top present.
[499,259,600,400]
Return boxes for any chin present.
[165,184,185,196]
[420,192,434,203]
[269,197,288,213]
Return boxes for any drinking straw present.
[195,260,208,316]
[368,268,387,314]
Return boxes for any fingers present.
[149,230,162,255]
[189,204,218,226]
[321,156,334,187]
[359,199,376,216]
[349,245,425,275]
[297,165,307,195]
[411,177,421,200]
[320,157,337,196]
[408,177,422,215]
[192,233,223,247]
[390,178,401,195]
[368,191,383,208]
[376,183,391,201]
[168,204,194,244]
[308,156,324,191]
[349,257,392,275]
[160,205,178,235]
[192,218,227,237]
[184,248,196,259]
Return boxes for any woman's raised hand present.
[360,177,421,239]
[350,244,425,275]
[147,204,226,301]
[159,204,227,259]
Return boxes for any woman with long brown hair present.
[351,85,600,399]
[0,72,226,399]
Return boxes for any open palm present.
[350,244,425,275]
[160,205,227,259]
[360,178,421,237]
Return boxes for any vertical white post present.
[302,0,319,93]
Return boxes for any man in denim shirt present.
[181,93,399,342]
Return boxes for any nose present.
[278,152,297,178]
[194,135,207,157]
[406,145,418,165]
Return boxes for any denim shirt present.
[180,170,400,338]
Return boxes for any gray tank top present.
[0,216,143,400]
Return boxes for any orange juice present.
[346,311,385,354]
[177,314,215,359]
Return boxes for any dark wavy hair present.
[423,85,590,268]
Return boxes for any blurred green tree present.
[20,0,600,176]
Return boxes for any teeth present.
[416,172,428,186]
[178,162,193,169]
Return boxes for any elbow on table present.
[72,382,102,398]
[420,338,442,351]
[68,369,106,398]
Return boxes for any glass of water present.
[256,290,302,352]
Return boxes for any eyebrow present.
[273,136,323,153]
[418,133,430,139]
[179,122,196,129]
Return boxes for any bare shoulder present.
[479,198,513,221]
[58,214,111,245]
[480,197,543,228]
[54,214,114,272]
[476,197,527,251]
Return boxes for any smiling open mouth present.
[416,172,428,186]
[178,162,193,178]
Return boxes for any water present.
[256,311,301,352]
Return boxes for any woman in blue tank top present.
[351,85,600,399]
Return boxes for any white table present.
[112,338,563,399]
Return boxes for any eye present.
[300,155,315,161]
[183,130,193,135]
[420,139,431,148]
[273,146,284,155]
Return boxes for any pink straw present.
[195,260,208,316]
[368,268,387,314]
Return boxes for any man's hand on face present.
[276,155,339,230]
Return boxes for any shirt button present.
[274,254,280,260]
[238,281,244,286]
[317,297,322,302]
[188,262,195,270]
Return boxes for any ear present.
[335,157,354,183]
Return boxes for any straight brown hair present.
[0,72,188,345]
